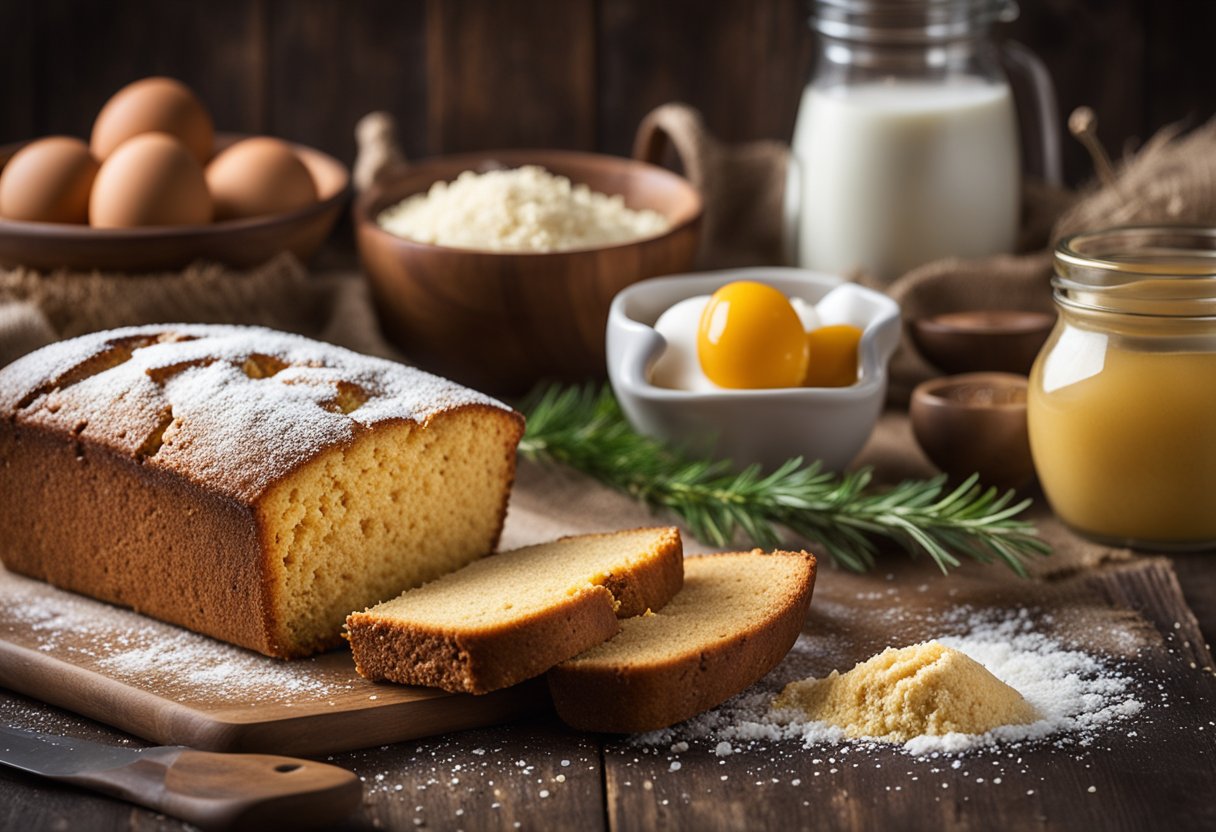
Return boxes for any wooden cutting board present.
[0,568,542,756]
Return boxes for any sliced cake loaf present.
[346,527,683,694]
[0,324,523,658]
[547,550,816,733]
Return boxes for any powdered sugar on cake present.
[0,324,514,501]
[1,568,352,703]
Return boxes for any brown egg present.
[0,137,100,224]
[205,137,318,221]
[91,77,214,163]
[89,133,212,228]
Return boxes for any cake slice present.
[346,527,683,694]
[547,550,816,733]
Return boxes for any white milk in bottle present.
[791,78,1020,283]
[786,0,1058,286]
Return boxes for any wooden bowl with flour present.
[354,149,702,395]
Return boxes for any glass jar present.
[786,0,1059,285]
[1028,227,1216,551]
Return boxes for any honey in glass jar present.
[1029,226,1216,549]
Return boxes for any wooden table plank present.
[425,0,597,153]
[3,558,1214,831]
[20,0,265,142]
[331,718,605,831]
[0,688,607,832]
[602,559,1216,832]
[2,424,1215,830]
[265,0,428,166]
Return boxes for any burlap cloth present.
[4,105,1216,584]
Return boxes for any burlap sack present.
[0,254,398,368]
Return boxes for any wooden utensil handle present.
[62,748,362,831]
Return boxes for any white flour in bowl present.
[377,165,670,252]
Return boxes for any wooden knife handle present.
[62,748,362,831]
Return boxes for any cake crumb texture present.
[774,641,1039,742]
[346,527,684,694]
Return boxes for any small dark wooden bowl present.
[0,133,350,272]
[910,372,1034,490]
[910,310,1055,375]
[355,149,702,395]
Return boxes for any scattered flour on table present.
[632,607,1145,757]
[2,573,351,703]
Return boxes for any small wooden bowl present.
[910,310,1055,375]
[910,372,1034,490]
[0,133,350,272]
[355,150,702,395]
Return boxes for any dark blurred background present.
[4,0,1214,187]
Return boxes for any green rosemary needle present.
[518,384,1051,575]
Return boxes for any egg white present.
[650,296,717,391]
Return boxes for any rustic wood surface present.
[2,331,1212,831]
[3,0,1214,187]
[3,409,1215,831]
[3,4,1215,827]
[0,566,543,756]
[2,529,1213,830]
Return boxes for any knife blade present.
[0,724,362,831]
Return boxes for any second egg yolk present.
[697,281,810,389]
[805,324,863,387]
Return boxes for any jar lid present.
[1054,226,1216,318]
[813,0,1017,44]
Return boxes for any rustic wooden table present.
[2,544,1213,832]
[2,330,1214,831]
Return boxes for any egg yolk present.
[697,281,810,389]
[805,324,863,387]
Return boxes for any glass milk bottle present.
[787,0,1058,285]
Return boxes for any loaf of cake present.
[0,324,524,658]
[548,550,816,733]
[347,527,684,694]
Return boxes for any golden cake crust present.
[0,324,523,658]
[547,550,817,733]
[346,527,685,694]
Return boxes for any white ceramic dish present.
[606,267,901,471]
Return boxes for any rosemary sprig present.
[518,384,1051,575]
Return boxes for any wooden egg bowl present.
[0,133,350,272]
[354,149,702,395]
